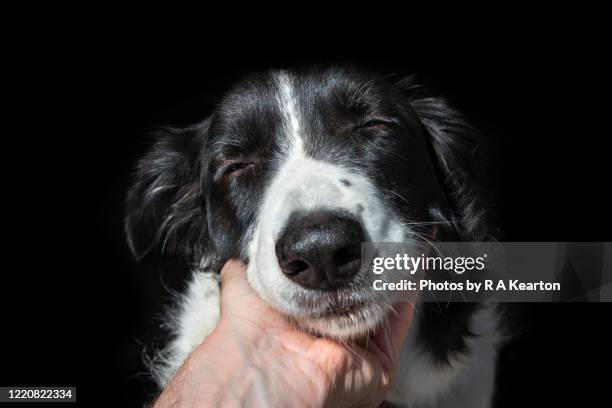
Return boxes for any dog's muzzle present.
[275,210,364,290]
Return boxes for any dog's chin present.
[248,267,391,340]
[290,303,388,340]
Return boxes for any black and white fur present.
[125,66,501,407]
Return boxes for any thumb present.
[219,259,255,306]
[220,259,247,290]
[218,259,282,324]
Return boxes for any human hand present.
[154,260,414,407]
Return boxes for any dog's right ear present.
[124,118,212,262]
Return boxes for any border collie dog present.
[125,66,501,407]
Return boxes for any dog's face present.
[126,66,485,339]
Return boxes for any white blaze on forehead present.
[275,72,304,152]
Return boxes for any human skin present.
[154,260,414,407]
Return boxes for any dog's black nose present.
[275,211,364,290]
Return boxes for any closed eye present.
[353,119,397,131]
[223,161,255,176]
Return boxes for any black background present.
[3,16,610,407]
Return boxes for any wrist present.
[153,329,245,407]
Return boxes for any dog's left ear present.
[124,118,213,263]
[398,76,495,241]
